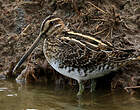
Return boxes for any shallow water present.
[0,80,140,110]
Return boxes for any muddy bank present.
[0,0,140,94]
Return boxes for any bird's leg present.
[90,79,96,93]
[77,81,84,96]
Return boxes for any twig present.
[92,18,107,22]
[93,28,108,36]
[87,1,107,14]
[19,1,39,5]
[104,29,110,39]
[31,72,38,81]
[95,22,103,30]
[123,22,131,30]
[110,27,113,38]
[124,86,140,89]
[20,24,31,36]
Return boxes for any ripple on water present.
[26,109,38,110]
[7,93,17,97]
[0,87,8,92]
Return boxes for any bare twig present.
[20,24,31,36]
[19,1,39,5]
[87,1,107,14]
[123,22,131,30]
[124,86,140,89]
[92,18,107,22]
[95,22,103,30]
[110,27,113,38]
[93,28,108,36]
[104,29,110,39]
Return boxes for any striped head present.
[13,15,65,72]
[40,15,65,37]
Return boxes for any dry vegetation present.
[0,0,140,94]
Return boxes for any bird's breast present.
[46,58,117,81]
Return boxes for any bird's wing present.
[57,31,134,68]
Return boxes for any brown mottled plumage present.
[13,15,140,96]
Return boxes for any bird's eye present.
[49,21,54,26]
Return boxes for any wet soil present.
[0,0,140,94]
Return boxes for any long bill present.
[13,33,43,73]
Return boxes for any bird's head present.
[40,15,65,38]
[13,15,65,73]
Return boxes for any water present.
[0,80,140,110]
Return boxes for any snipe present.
[13,15,140,96]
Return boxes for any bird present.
[13,15,140,96]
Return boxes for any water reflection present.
[0,80,140,110]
